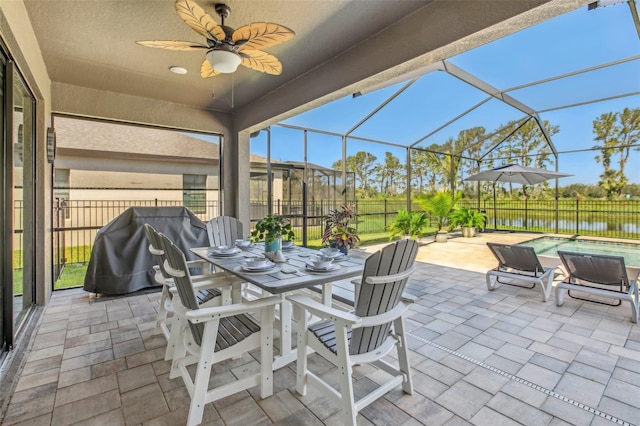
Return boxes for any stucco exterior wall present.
[0,0,53,304]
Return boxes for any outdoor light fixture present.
[206,50,242,73]
[169,66,187,75]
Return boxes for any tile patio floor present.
[1,232,639,425]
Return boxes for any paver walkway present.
[1,232,639,425]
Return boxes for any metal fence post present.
[384,199,388,229]
[576,198,579,235]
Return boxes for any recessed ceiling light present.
[169,66,187,75]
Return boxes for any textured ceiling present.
[24,0,431,113]
[23,0,578,118]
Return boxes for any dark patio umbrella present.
[464,164,572,229]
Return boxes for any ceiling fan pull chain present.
[231,73,235,108]
[211,77,216,100]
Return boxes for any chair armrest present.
[186,259,208,267]
[356,301,410,327]
[185,296,281,322]
[364,266,415,285]
[191,272,243,290]
[168,274,239,295]
[287,294,360,325]
[400,293,417,303]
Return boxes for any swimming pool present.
[517,236,640,267]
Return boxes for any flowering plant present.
[322,203,359,249]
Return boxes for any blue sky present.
[250,2,640,186]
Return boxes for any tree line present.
[331,107,639,200]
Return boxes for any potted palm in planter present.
[322,203,359,254]
[388,210,428,240]
[449,206,486,238]
[418,190,461,243]
[250,214,295,254]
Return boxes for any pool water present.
[518,236,640,267]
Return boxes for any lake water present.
[518,236,640,267]
[495,219,639,235]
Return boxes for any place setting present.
[282,240,297,251]
[234,238,256,250]
[207,244,243,258]
[318,247,349,262]
[235,256,280,274]
[304,254,341,274]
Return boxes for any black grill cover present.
[83,206,209,295]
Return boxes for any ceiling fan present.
[137,0,295,77]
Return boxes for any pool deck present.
[397,231,640,275]
[1,231,639,425]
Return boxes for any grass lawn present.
[55,264,88,290]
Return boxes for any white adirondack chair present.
[205,215,244,247]
[143,224,240,360]
[206,215,255,301]
[158,232,279,426]
[287,239,419,425]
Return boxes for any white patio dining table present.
[190,243,365,369]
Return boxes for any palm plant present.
[418,190,462,233]
[409,211,429,239]
[388,210,428,240]
[388,210,412,239]
[449,206,485,229]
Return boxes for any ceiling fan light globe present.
[206,50,241,73]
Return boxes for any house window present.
[183,174,206,214]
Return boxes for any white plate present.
[242,262,276,272]
[208,248,242,257]
[333,255,349,262]
[320,249,345,259]
[236,243,255,250]
[236,264,280,274]
[305,263,341,272]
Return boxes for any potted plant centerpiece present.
[449,206,486,238]
[250,214,295,255]
[388,209,428,240]
[322,203,359,254]
[418,190,461,243]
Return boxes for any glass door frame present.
[1,60,12,350]
[1,57,37,351]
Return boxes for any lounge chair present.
[287,239,418,425]
[556,251,638,323]
[486,242,557,302]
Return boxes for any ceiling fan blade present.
[239,49,283,75]
[233,23,295,50]
[136,40,208,51]
[175,0,226,42]
[201,59,221,78]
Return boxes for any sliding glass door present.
[1,58,35,351]
[12,65,35,334]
